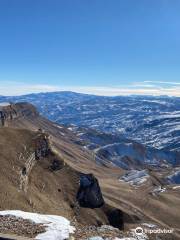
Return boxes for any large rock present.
[76,174,104,208]
[34,134,50,160]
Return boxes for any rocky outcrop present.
[19,153,36,193]
[33,133,50,160]
[76,174,104,208]
[0,110,6,126]
[20,132,51,193]
[49,159,64,171]
[0,102,38,127]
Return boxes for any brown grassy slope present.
[1,103,180,239]
[0,127,129,228]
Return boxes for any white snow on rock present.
[173,185,180,189]
[55,125,63,129]
[0,102,10,107]
[166,169,180,184]
[0,210,75,240]
[142,223,156,228]
[151,186,166,195]
[119,170,149,186]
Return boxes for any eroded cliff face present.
[19,131,51,193]
[0,102,38,127]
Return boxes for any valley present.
[1,92,179,152]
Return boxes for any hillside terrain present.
[1,92,179,152]
[0,102,179,239]
[65,125,180,169]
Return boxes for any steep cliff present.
[0,102,38,127]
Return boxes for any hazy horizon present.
[0,80,180,97]
[0,85,180,98]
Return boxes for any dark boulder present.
[50,159,63,171]
[22,167,27,176]
[106,208,124,229]
[76,173,104,208]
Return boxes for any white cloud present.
[0,81,180,97]
[0,82,62,96]
[73,86,180,96]
[144,80,180,85]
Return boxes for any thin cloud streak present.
[144,81,180,85]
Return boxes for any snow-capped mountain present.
[0,92,180,152]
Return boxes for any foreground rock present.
[73,224,123,240]
[76,174,104,208]
[0,215,45,238]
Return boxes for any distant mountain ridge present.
[1,91,179,152]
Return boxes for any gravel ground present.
[71,223,125,240]
[0,215,45,238]
[0,215,124,240]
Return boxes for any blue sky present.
[0,0,180,96]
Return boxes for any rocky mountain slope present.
[1,92,179,152]
[0,103,130,228]
[0,102,180,239]
[66,125,180,170]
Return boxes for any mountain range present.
[1,92,179,152]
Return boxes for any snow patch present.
[0,210,75,240]
[119,170,149,186]
[166,169,180,184]
[56,125,63,129]
[151,186,166,195]
[172,185,180,189]
[0,102,10,107]
[142,223,157,228]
